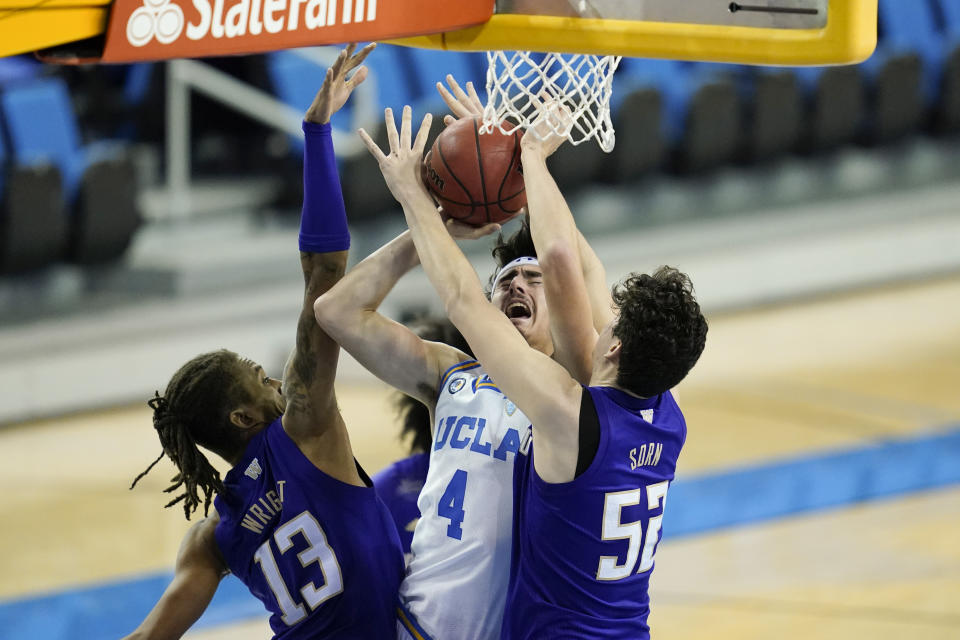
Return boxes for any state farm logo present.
[125,0,378,47]
[127,0,185,46]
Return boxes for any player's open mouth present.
[506,302,531,319]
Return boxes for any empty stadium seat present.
[0,77,140,264]
[0,111,65,274]
[737,67,804,162]
[599,75,664,184]
[0,56,40,86]
[930,0,960,131]
[793,66,866,151]
[856,0,926,142]
[618,59,742,173]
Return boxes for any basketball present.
[421,116,526,227]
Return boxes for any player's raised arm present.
[438,78,614,381]
[314,228,460,408]
[280,43,372,448]
[120,516,227,640]
[313,213,501,408]
[359,105,583,479]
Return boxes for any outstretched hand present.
[358,105,433,204]
[305,43,375,125]
[445,218,504,240]
[436,74,484,127]
[520,91,572,159]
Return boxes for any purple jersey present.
[502,387,686,639]
[214,418,404,639]
[372,452,429,557]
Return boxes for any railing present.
[162,47,377,219]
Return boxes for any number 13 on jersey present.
[596,480,669,581]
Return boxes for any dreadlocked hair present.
[487,214,536,294]
[611,267,708,398]
[393,318,473,454]
[130,350,250,520]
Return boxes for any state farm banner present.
[100,0,492,62]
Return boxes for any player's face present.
[490,266,553,353]
[239,359,285,423]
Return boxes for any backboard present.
[392,0,878,66]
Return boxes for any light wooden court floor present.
[2,276,958,639]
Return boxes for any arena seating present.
[7,0,960,275]
[0,102,65,274]
[600,70,664,183]
[0,77,140,264]
[930,0,960,131]
[855,0,924,142]
[737,67,804,162]
[793,66,867,151]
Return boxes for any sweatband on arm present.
[299,121,350,253]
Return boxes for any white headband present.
[493,256,540,289]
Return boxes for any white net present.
[482,50,622,152]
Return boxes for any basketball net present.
[482,51,622,152]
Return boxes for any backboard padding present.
[391,0,877,66]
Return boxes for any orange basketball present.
[421,117,526,227]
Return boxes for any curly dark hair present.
[487,215,537,292]
[394,318,473,454]
[611,266,707,397]
[130,349,252,520]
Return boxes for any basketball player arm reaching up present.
[517,100,611,383]
[437,76,614,365]
[279,43,372,476]
[360,106,584,482]
[124,45,377,640]
[313,214,500,411]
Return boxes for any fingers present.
[357,127,386,163]
[400,105,412,151]
[437,81,470,119]
[413,112,433,153]
[347,65,369,89]
[437,75,484,119]
[445,219,503,240]
[334,42,375,84]
[448,76,483,113]
[331,47,349,76]
[384,107,400,153]
[473,222,502,237]
[377,106,429,156]
[465,81,483,112]
[347,42,376,70]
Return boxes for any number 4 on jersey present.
[438,469,468,540]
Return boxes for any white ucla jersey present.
[397,359,532,640]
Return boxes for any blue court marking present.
[666,424,960,538]
[0,573,261,640]
[4,424,959,640]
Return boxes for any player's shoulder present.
[178,513,225,568]
[437,355,482,391]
